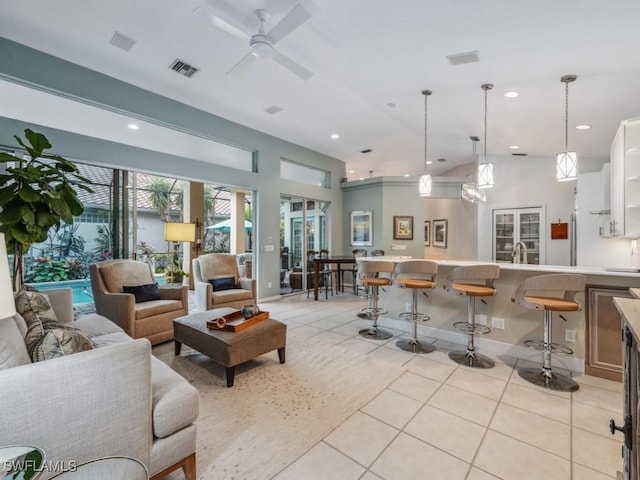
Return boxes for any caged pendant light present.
[557,74,578,182]
[478,83,494,189]
[418,89,433,197]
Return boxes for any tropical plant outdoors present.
[0,129,93,290]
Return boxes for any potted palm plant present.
[0,129,93,290]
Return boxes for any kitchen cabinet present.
[493,207,545,264]
[610,118,640,237]
[585,287,633,381]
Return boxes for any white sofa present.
[0,288,199,480]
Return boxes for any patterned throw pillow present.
[15,286,93,362]
[26,318,94,362]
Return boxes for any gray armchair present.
[192,253,256,312]
[89,259,188,345]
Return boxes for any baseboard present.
[378,315,586,374]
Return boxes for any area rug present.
[155,335,405,480]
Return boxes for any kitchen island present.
[359,257,640,374]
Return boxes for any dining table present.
[312,255,357,300]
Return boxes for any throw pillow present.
[123,283,161,303]
[209,277,237,291]
[14,285,57,327]
[26,318,94,362]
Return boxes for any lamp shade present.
[0,233,17,319]
[478,162,494,189]
[164,222,196,242]
[418,174,433,197]
[556,151,577,181]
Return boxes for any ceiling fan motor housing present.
[249,34,274,58]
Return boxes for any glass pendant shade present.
[461,183,487,204]
[419,174,432,197]
[556,151,577,181]
[478,162,494,188]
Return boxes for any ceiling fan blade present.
[208,13,251,40]
[272,52,313,81]
[226,53,257,77]
[268,4,311,44]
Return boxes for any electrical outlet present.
[565,329,576,342]
[475,314,487,326]
[267,282,272,288]
[491,317,505,329]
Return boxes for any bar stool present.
[358,260,395,340]
[444,264,500,368]
[394,260,438,354]
[512,274,586,392]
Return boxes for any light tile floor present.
[77,289,625,479]
[262,292,624,480]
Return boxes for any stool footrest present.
[399,312,430,322]
[453,321,491,335]
[362,307,389,316]
[524,339,574,355]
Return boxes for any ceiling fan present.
[200,2,314,80]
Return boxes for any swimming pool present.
[29,279,95,304]
[29,276,168,305]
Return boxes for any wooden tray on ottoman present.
[206,310,269,332]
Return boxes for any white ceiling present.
[1,0,639,180]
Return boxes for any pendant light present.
[557,74,578,182]
[478,83,494,189]
[418,89,433,197]
[461,136,487,203]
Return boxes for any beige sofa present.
[90,259,188,345]
[0,288,199,480]
[192,253,256,312]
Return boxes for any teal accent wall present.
[0,37,346,298]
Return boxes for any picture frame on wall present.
[433,219,448,248]
[350,210,373,246]
[424,220,431,246]
[393,216,414,240]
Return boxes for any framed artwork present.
[393,215,413,240]
[433,219,448,248]
[350,210,373,246]
[424,220,431,246]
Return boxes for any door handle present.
[610,416,632,450]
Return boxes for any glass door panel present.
[494,212,515,263]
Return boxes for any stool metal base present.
[396,338,435,354]
[357,312,372,319]
[399,312,430,322]
[359,327,393,340]
[518,367,579,392]
[449,350,495,369]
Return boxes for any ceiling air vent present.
[169,59,199,78]
[360,149,372,154]
[512,153,528,156]
[109,31,136,52]
[446,51,480,66]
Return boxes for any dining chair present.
[305,250,331,299]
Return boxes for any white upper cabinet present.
[610,118,640,237]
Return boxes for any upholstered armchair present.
[89,260,188,345]
[192,253,256,312]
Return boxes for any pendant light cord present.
[481,84,493,164]
[564,79,569,153]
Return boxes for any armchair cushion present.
[123,283,161,303]
[209,276,237,291]
[135,300,184,320]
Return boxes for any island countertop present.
[358,257,640,278]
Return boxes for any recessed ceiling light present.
[426,160,433,165]
[403,174,410,177]
[348,170,355,174]
[575,124,591,130]
[509,145,520,149]
[330,133,340,139]
[504,91,519,98]
[359,177,365,181]
[128,124,139,130]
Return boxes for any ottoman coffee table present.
[173,308,287,387]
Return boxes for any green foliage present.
[0,129,94,287]
[26,257,68,282]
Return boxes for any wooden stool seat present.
[398,278,435,290]
[452,282,496,297]
[511,295,580,312]
[361,277,392,287]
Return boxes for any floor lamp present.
[164,222,196,284]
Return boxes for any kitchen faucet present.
[512,241,528,264]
